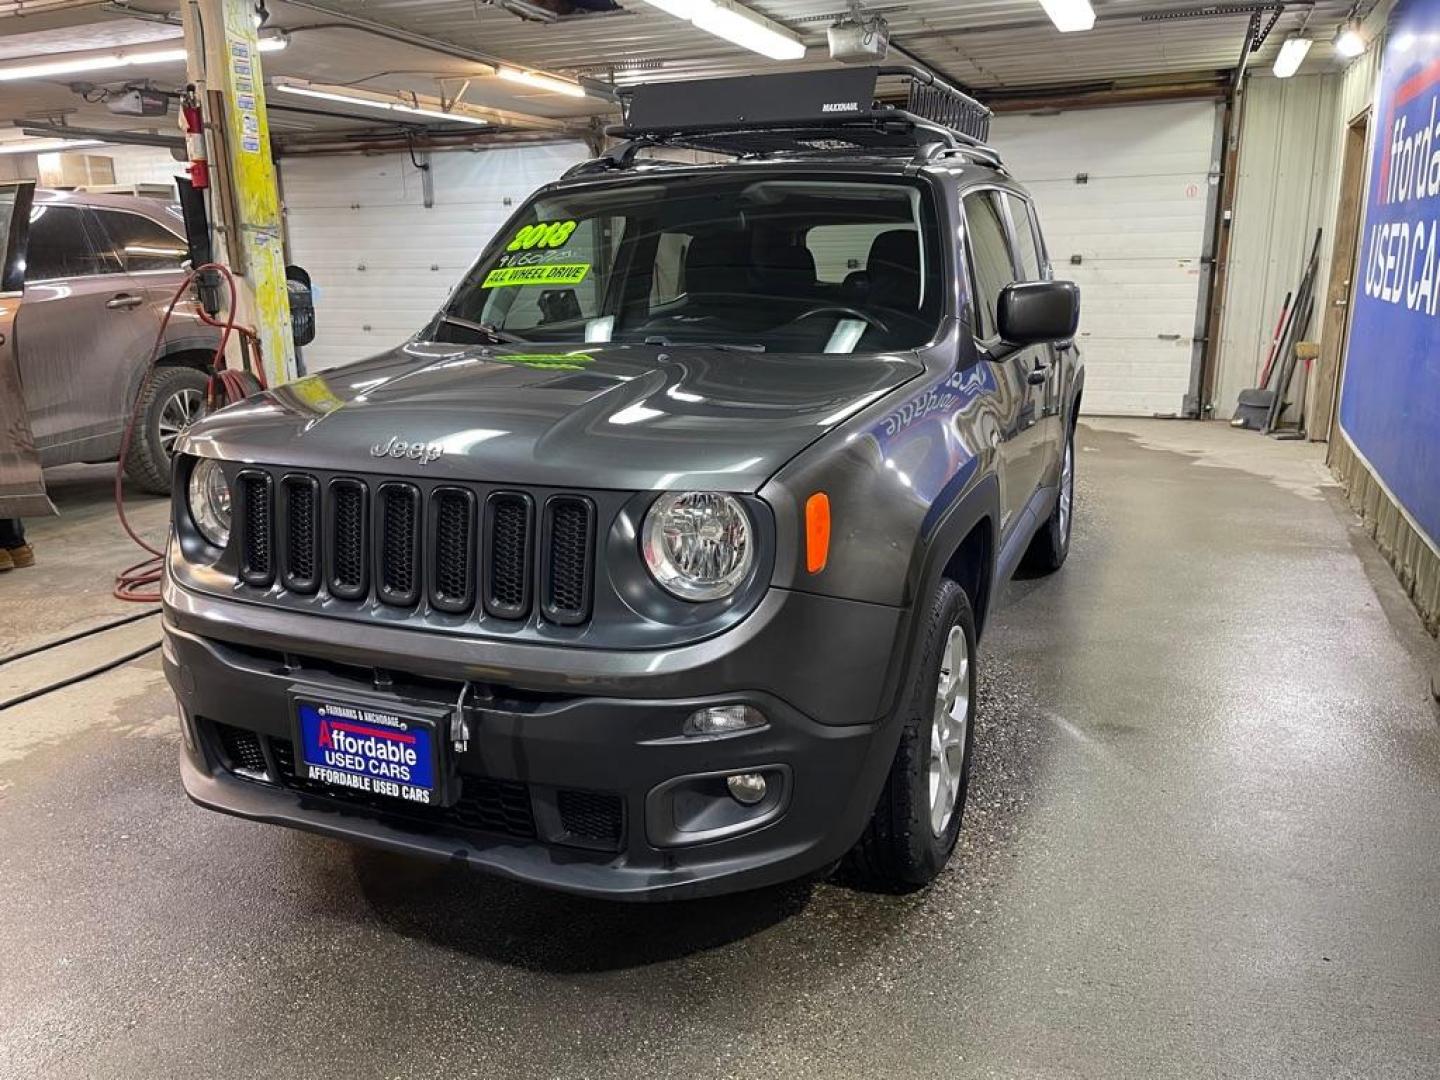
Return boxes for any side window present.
[24,205,114,280]
[1005,195,1047,281]
[962,191,1018,340]
[92,208,188,273]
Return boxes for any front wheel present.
[846,578,978,890]
[1024,423,1075,573]
[124,366,209,495]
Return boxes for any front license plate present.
[293,697,440,806]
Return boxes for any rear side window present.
[92,208,188,272]
[25,205,115,280]
[1005,195,1046,281]
[962,191,1018,340]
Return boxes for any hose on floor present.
[113,263,265,603]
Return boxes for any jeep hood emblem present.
[371,435,443,465]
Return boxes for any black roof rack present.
[567,65,998,177]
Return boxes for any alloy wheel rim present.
[1058,437,1074,542]
[928,623,971,836]
[159,387,203,456]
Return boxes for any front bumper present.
[163,583,907,900]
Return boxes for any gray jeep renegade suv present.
[162,68,1083,900]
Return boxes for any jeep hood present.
[180,341,923,493]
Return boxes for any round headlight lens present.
[188,458,232,549]
[642,491,754,601]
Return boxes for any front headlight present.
[642,491,754,601]
[187,458,232,549]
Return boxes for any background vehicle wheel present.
[124,366,209,496]
[847,578,978,890]
[1023,422,1076,573]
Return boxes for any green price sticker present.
[483,263,591,288]
[506,220,579,252]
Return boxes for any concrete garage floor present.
[2,421,1438,1079]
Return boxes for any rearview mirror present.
[997,280,1079,346]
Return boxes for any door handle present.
[106,294,144,310]
[1027,362,1049,385]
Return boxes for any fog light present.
[683,704,765,737]
[727,772,768,805]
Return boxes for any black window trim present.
[1002,191,1051,283]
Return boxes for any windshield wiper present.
[641,336,766,353]
[439,313,526,344]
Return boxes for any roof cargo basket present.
[571,65,996,175]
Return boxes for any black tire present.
[847,578,978,890]
[123,366,210,495]
[1023,422,1075,574]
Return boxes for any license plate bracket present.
[288,688,452,808]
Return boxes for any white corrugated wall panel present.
[1213,74,1342,419]
[991,101,1220,416]
[281,141,590,372]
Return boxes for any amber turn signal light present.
[805,492,830,573]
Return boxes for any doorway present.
[1316,109,1370,447]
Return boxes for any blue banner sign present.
[1344,0,1440,545]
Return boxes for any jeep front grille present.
[233,470,596,627]
[281,475,320,594]
[484,492,533,619]
[377,482,421,606]
[238,470,274,587]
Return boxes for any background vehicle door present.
[16,202,165,457]
[961,189,1047,536]
[1003,193,1066,480]
[0,181,54,517]
[88,204,206,358]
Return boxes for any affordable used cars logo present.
[1363,61,1440,315]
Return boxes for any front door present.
[0,181,53,518]
[16,200,166,462]
[961,189,1048,536]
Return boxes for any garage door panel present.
[280,158,420,207]
[284,141,591,372]
[991,102,1217,180]
[992,100,1216,415]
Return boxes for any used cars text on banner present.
[1344,0,1440,547]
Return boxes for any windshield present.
[431,174,945,354]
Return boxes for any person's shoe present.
[0,548,12,572]
[5,544,33,568]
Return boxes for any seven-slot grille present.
[239,471,597,626]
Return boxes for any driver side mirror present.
[997,280,1079,346]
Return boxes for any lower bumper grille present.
[557,788,624,846]
[269,738,537,841]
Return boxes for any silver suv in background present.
[17,189,221,493]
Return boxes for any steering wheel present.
[787,305,890,334]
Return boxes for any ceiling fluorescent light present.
[498,67,587,98]
[1333,21,1366,59]
[0,138,102,155]
[693,0,806,60]
[639,0,805,61]
[0,45,186,82]
[1038,0,1095,33]
[272,82,490,126]
[257,33,288,53]
[1272,35,1312,78]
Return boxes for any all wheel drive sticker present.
[297,702,435,804]
[482,219,590,288]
